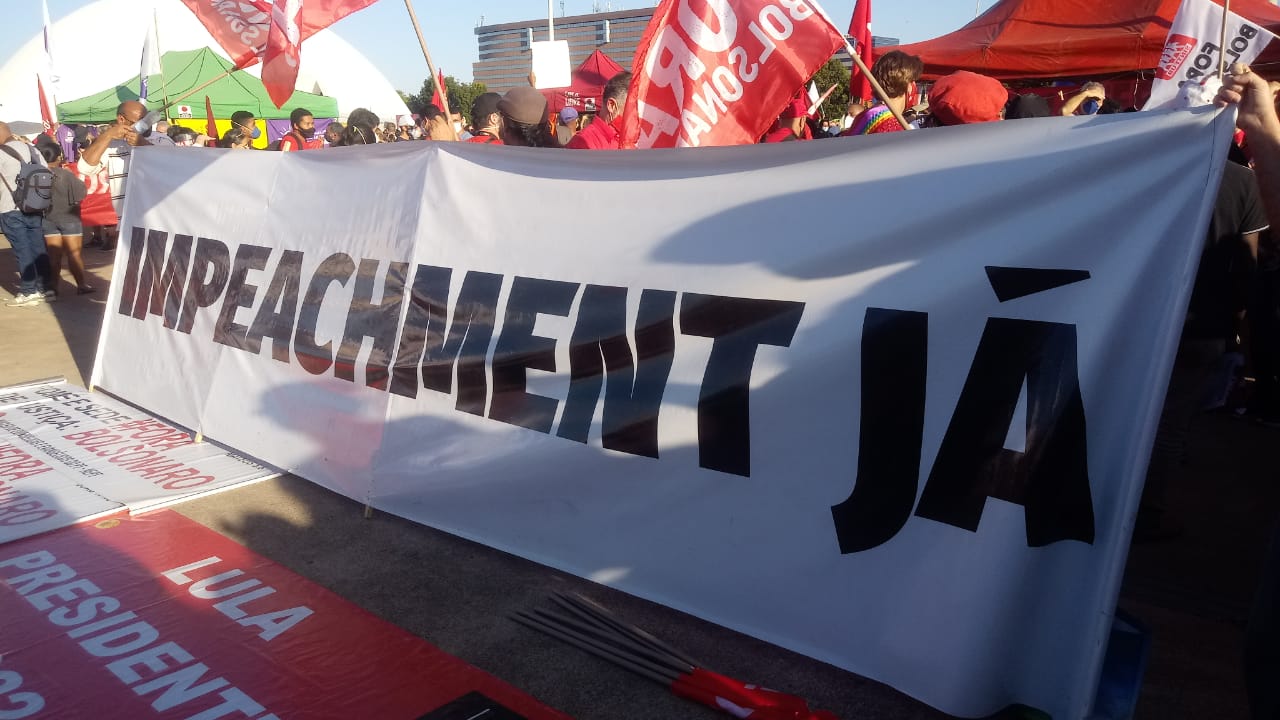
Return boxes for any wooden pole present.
[1219,0,1232,80]
[163,66,238,111]
[808,0,912,130]
[840,37,913,131]
[404,0,459,140]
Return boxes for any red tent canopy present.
[542,49,625,114]
[888,0,1280,80]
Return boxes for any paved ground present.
[1,236,1274,720]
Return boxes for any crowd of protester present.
[0,32,1279,719]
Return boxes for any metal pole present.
[154,9,173,121]
[548,0,555,40]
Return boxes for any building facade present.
[473,9,652,95]
[473,8,899,96]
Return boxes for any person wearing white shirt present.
[0,121,53,307]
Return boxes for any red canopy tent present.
[889,0,1280,81]
[542,49,625,114]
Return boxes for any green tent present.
[56,47,338,123]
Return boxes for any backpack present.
[0,144,54,215]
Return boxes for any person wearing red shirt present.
[278,108,322,152]
[465,93,504,145]
[566,71,630,150]
[762,98,809,143]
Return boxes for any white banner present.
[0,379,276,543]
[93,109,1232,719]
[1146,0,1277,110]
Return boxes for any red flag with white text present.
[848,0,872,103]
[178,0,380,106]
[621,0,844,148]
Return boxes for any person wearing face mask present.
[218,128,252,149]
[229,110,261,147]
[278,108,321,152]
[77,100,151,222]
[565,71,630,150]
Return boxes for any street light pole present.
[548,0,555,40]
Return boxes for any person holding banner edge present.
[1218,62,1280,720]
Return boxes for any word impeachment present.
[115,227,806,477]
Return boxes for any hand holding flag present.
[1146,0,1277,110]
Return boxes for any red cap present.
[928,71,1008,125]
[779,97,809,119]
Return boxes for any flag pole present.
[404,0,459,140]
[154,9,173,121]
[163,67,239,110]
[838,37,912,131]
[808,0,913,131]
[1219,0,1232,79]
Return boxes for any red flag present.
[621,0,844,148]
[204,95,218,140]
[429,68,447,110]
[849,0,873,103]
[178,0,379,105]
[37,76,56,135]
[261,1,303,107]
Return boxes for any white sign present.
[1146,0,1277,110]
[0,379,276,543]
[93,109,1232,720]
[531,39,572,89]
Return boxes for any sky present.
[2,0,998,95]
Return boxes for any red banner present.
[37,76,55,135]
[177,0,379,69]
[0,510,568,720]
[620,0,843,148]
[71,165,117,228]
[261,1,303,108]
[848,0,872,103]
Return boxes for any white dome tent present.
[0,0,410,126]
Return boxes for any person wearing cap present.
[498,86,556,147]
[556,107,580,146]
[467,93,504,145]
[925,71,1009,127]
[1004,93,1052,120]
[566,71,631,150]
[844,51,923,136]
[762,97,810,143]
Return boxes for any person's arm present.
[78,122,147,168]
[1061,82,1105,116]
[1219,63,1280,226]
